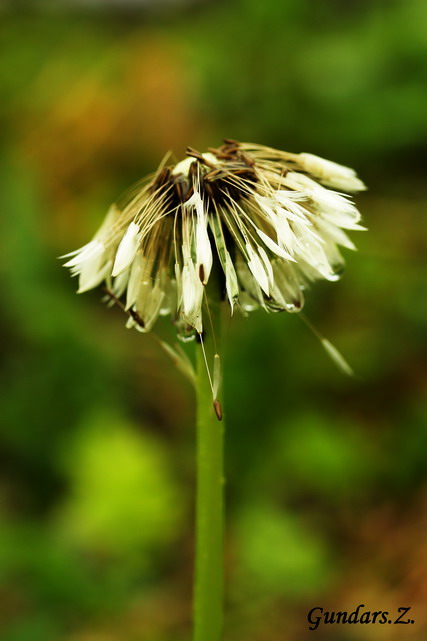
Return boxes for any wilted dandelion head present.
[63,140,366,340]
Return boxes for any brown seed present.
[199,264,205,283]
[213,400,223,421]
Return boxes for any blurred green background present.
[1,0,426,639]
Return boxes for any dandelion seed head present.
[62,140,366,339]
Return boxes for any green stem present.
[193,307,224,641]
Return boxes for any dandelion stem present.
[193,296,224,641]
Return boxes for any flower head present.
[63,140,366,339]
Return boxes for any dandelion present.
[63,139,365,333]
[62,139,366,641]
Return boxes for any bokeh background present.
[1,0,427,639]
